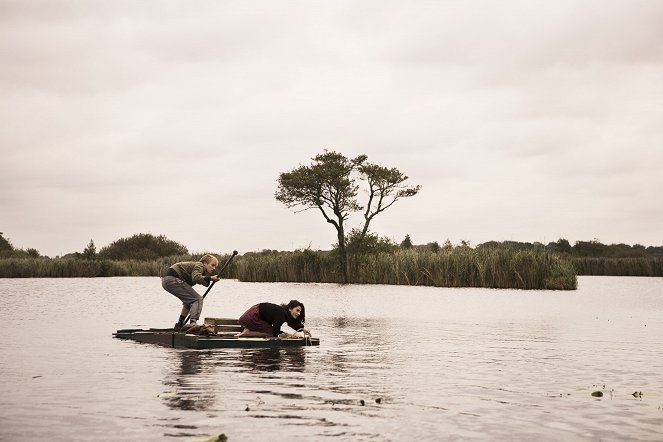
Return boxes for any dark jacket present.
[168,261,212,286]
[258,302,303,336]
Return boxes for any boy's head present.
[199,254,219,271]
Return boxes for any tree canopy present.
[275,150,421,282]
[0,232,40,258]
[98,233,188,260]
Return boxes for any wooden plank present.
[204,317,242,333]
[193,336,320,349]
[113,330,174,347]
[215,325,243,332]
[204,317,240,325]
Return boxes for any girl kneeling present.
[236,300,310,337]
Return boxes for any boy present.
[162,254,220,330]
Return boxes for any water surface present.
[1,276,662,441]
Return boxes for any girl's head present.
[284,300,305,324]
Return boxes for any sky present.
[1,0,662,257]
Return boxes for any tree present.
[357,162,421,237]
[573,238,607,257]
[276,150,420,282]
[98,233,188,260]
[400,234,413,249]
[83,239,97,260]
[547,238,572,254]
[345,228,396,255]
[26,248,40,258]
[0,232,13,253]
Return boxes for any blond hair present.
[199,254,218,265]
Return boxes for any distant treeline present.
[479,238,663,259]
[0,232,661,285]
[0,233,198,277]
[474,239,663,277]
[0,232,190,261]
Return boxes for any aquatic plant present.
[233,246,577,290]
[572,257,663,276]
[0,247,576,289]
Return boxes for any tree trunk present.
[336,226,349,283]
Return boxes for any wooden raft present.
[113,317,319,349]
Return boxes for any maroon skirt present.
[238,304,273,335]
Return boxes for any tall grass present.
[235,247,577,290]
[347,248,576,289]
[233,250,338,283]
[0,253,236,279]
[0,257,182,278]
[0,249,577,289]
[572,257,663,276]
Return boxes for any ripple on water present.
[2,277,663,441]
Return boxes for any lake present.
[1,276,662,441]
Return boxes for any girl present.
[236,300,310,337]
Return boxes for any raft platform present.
[113,318,319,349]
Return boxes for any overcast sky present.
[2,0,662,257]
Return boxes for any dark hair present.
[283,299,305,329]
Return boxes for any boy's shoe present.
[174,322,183,332]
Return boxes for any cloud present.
[1,1,662,256]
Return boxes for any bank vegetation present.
[1,232,662,289]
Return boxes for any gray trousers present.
[162,276,204,322]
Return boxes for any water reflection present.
[161,350,217,411]
[160,347,308,411]
[237,348,306,373]
[6,277,663,441]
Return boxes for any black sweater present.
[258,303,303,336]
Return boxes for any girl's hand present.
[293,328,311,338]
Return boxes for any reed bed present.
[572,257,663,277]
[0,258,166,278]
[350,248,576,289]
[0,249,577,289]
[235,248,577,290]
[0,254,236,279]
[234,250,339,283]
